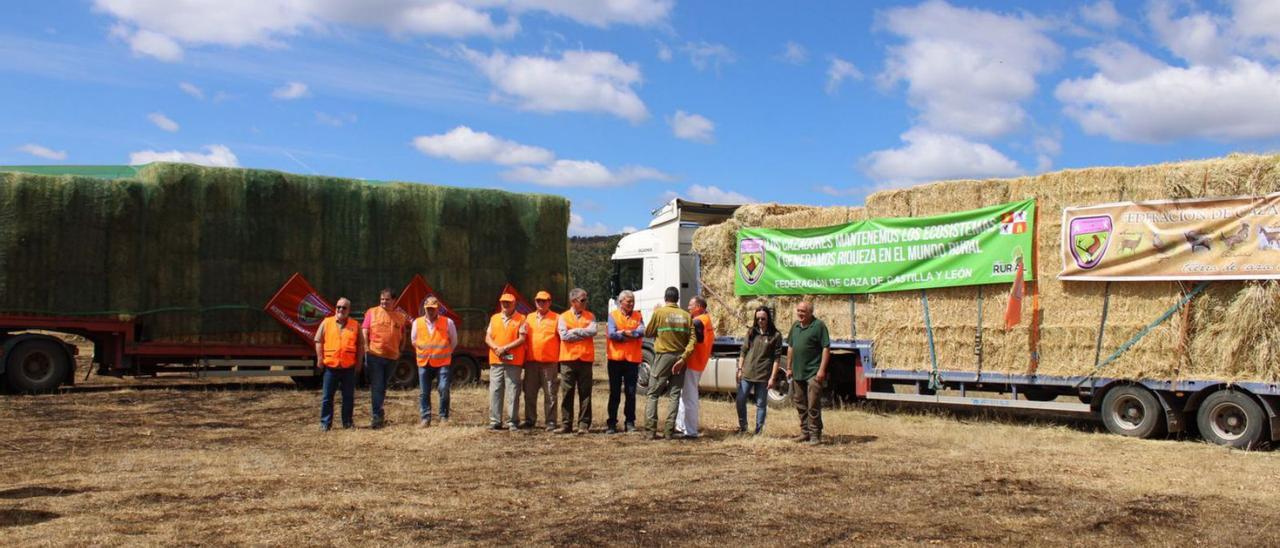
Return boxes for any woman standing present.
[736,306,782,435]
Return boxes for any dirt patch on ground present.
[2,380,1279,545]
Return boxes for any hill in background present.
[568,234,623,317]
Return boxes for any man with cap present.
[314,297,364,431]
[643,287,696,439]
[521,290,560,431]
[412,296,457,427]
[486,292,528,431]
[557,287,597,434]
[363,288,409,429]
[606,290,644,434]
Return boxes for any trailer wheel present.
[451,354,479,386]
[637,348,654,394]
[4,339,71,393]
[1101,385,1166,439]
[389,358,418,389]
[1196,390,1265,449]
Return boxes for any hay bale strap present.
[1079,281,1210,385]
[922,290,942,390]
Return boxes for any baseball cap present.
[423,296,440,308]
[535,291,551,301]
[499,293,516,303]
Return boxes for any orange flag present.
[264,273,333,343]
[494,283,535,315]
[394,274,461,323]
[1004,257,1025,330]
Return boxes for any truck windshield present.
[612,259,643,296]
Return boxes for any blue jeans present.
[607,360,639,428]
[365,355,395,423]
[419,366,452,420]
[320,367,356,428]
[736,380,768,434]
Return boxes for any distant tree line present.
[568,235,623,318]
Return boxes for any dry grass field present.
[2,372,1280,546]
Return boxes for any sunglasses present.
[335,306,348,310]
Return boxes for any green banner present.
[735,199,1036,295]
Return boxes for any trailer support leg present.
[1256,395,1280,442]
[1153,390,1185,434]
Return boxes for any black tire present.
[637,347,654,393]
[1100,385,1166,439]
[389,358,418,389]
[451,354,479,386]
[4,339,71,393]
[292,373,323,389]
[1196,390,1266,449]
[1022,388,1059,402]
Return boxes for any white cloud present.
[621,225,638,233]
[1079,1,1122,29]
[271,81,309,100]
[462,47,647,122]
[1076,41,1165,83]
[682,184,755,204]
[17,143,68,161]
[1056,58,1280,142]
[862,129,1022,187]
[656,40,673,62]
[779,41,808,64]
[682,41,735,73]
[568,212,612,237]
[502,160,672,188]
[815,185,860,197]
[1232,0,1280,57]
[1033,132,1061,172]
[668,110,715,143]
[178,81,204,99]
[147,112,179,132]
[825,57,862,94]
[1148,0,1232,66]
[93,0,671,61]
[877,0,1060,138]
[129,144,239,167]
[315,112,358,127]
[413,126,554,165]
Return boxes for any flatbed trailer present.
[0,313,486,392]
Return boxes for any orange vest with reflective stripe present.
[413,316,452,368]
[689,312,714,373]
[365,306,407,360]
[488,312,527,366]
[321,316,359,368]
[558,309,596,364]
[527,311,560,363]
[607,309,643,363]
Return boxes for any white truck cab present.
[608,199,739,322]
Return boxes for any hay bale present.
[0,163,570,347]
[693,153,1280,382]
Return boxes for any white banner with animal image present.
[1059,192,1280,281]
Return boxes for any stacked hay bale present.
[693,154,1280,382]
[0,163,570,348]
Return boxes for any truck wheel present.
[451,354,479,386]
[637,348,654,393]
[1100,385,1166,439]
[4,340,70,393]
[1196,390,1265,449]
[389,358,418,389]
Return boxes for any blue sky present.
[4,1,1280,235]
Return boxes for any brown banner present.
[1059,193,1280,281]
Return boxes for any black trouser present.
[607,360,639,427]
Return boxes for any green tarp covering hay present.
[0,163,570,347]
[694,153,1280,383]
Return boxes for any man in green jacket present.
[643,286,696,439]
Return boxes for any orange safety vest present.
[365,306,407,360]
[558,309,596,364]
[607,309,643,363]
[527,311,561,363]
[487,312,527,366]
[413,316,453,368]
[688,312,714,373]
[321,316,359,368]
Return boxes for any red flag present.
[264,273,334,343]
[494,283,535,315]
[394,274,461,323]
[1004,257,1025,330]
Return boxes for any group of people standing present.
[313,286,831,444]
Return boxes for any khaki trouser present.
[644,352,685,435]
[488,364,522,427]
[559,361,593,430]
[522,362,559,427]
[792,378,824,438]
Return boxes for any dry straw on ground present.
[694,154,1280,382]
